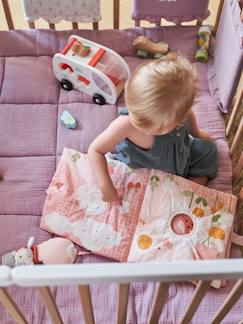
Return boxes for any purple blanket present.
[0,27,242,323]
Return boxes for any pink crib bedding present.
[0,27,242,323]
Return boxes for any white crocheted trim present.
[132,11,210,25]
[21,0,101,23]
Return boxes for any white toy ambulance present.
[53,35,131,105]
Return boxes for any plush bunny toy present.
[2,237,82,267]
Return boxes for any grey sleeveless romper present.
[112,109,217,179]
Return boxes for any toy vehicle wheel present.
[60,79,73,91]
[92,93,106,105]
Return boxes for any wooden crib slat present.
[116,283,130,324]
[0,287,28,324]
[233,152,243,181]
[28,22,35,29]
[49,23,55,30]
[148,282,170,324]
[72,22,78,29]
[213,0,225,35]
[38,287,63,324]
[211,278,243,324]
[211,279,243,324]
[113,0,120,29]
[226,86,243,137]
[230,116,243,155]
[240,186,243,201]
[135,20,140,27]
[78,285,95,324]
[2,0,14,30]
[196,19,203,25]
[93,22,99,30]
[180,281,210,324]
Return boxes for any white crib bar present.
[11,260,243,286]
[0,260,241,323]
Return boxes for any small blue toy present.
[60,110,77,129]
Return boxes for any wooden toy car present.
[53,35,131,105]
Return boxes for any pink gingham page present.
[40,148,149,261]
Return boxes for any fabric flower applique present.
[192,207,205,217]
[162,239,173,249]
[72,218,121,251]
[76,184,108,215]
[137,234,153,249]
[195,243,219,259]
[45,212,71,235]
[127,181,141,190]
[72,152,81,162]
[107,160,117,175]
[149,175,159,191]
[50,179,65,193]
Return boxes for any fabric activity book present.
[41,148,237,287]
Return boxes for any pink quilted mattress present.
[0,27,242,323]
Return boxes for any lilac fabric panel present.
[144,26,201,61]
[0,29,145,57]
[0,58,4,91]
[132,0,210,24]
[208,0,243,113]
[59,86,93,104]
[0,57,59,104]
[0,30,60,57]
[0,215,52,260]
[57,103,118,154]
[0,27,240,323]
[0,156,56,215]
[0,104,57,157]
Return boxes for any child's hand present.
[197,129,212,141]
[101,186,121,204]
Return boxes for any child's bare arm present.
[88,116,132,202]
[188,110,212,140]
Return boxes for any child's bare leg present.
[188,176,208,186]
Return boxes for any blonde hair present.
[125,54,197,132]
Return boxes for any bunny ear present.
[27,236,35,248]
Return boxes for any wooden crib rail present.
[1,0,120,30]
[227,78,243,185]
[0,260,241,324]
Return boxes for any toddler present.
[88,54,217,203]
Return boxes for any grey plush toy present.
[2,237,35,267]
[2,236,80,267]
